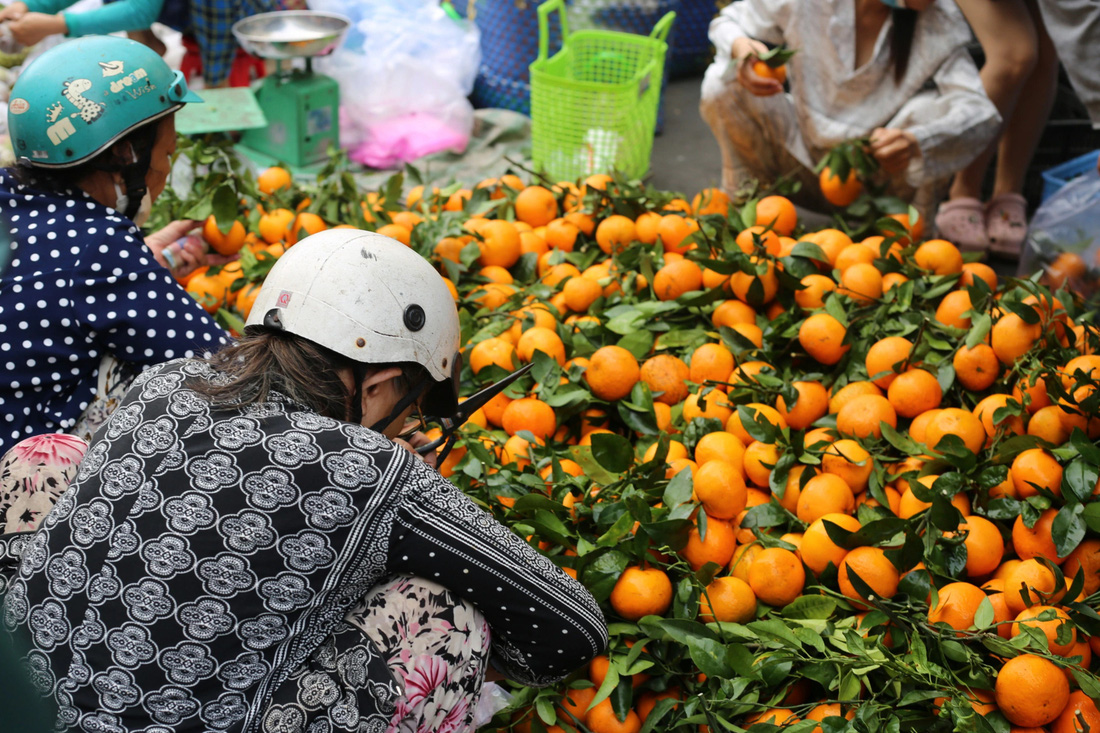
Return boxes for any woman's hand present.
[0,3,28,22]
[146,220,239,278]
[395,431,440,470]
[732,37,783,97]
[869,128,920,175]
[8,12,65,46]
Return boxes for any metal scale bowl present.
[232,10,351,168]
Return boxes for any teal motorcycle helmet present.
[8,35,202,169]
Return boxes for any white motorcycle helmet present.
[245,229,461,420]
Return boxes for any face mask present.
[880,0,908,6]
[113,180,130,218]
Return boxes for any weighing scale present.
[230,10,351,169]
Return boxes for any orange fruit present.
[1004,559,1060,616]
[586,697,642,733]
[1013,509,1067,565]
[935,290,974,330]
[955,515,1005,578]
[820,165,863,207]
[1062,539,1100,596]
[887,369,943,419]
[748,548,805,607]
[913,239,963,275]
[742,441,779,488]
[836,394,897,439]
[202,215,247,256]
[795,274,838,310]
[515,185,559,227]
[636,689,681,724]
[634,211,662,245]
[726,403,786,446]
[557,687,597,724]
[1011,605,1077,655]
[712,299,758,328]
[928,581,986,634]
[839,262,884,304]
[657,215,700,254]
[776,380,829,430]
[796,473,855,524]
[995,654,1070,728]
[755,195,797,235]
[693,460,747,519]
[689,343,735,385]
[501,398,556,441]
[257,165,292,195]
[735,225,781,256]
[477,220,522,268]
[699,575,757,623]
[610,566,673,620]
[561,276,603,313]
[1051,690,1100,733]
[960,262,999,290]
[838,546,899,607]
[802,513,861,574]
[925,407,985,454]
[586,346,641,402]
[835,243,878,272]
[973,394,1026,445]
[992,313,1042,365]
[653,259,704,301]
[595,214,637,255]
[954,344,1000,392]
[186,272,230,313]
[287,212,326,245]
[258,208,295,244]
[516,326,567,367]
[865,336,913,388]
[829,381,882,414]
[821,439,873,493]
[1011,449,1063,499]
[692,187,731,216]
[682,390,734,424]
[469,337,517,374]
[681,515,737,570]
[693,431,747,471]
[799,313,850,365]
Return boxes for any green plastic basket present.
[530,0,675,181]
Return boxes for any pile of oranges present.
[173,163,1100,733]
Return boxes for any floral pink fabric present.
[0,433,88,534]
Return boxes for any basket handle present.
[650,11,676,43]
[537,0,570,62]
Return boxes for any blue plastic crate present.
[1041,150,1100,202]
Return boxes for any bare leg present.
[948,0,1039,201]
[991,0,1059,197]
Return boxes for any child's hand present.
[869,128,919,174]
[732,37,784,97]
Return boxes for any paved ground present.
[649,75,723,195]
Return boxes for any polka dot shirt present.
[0,170,230,453]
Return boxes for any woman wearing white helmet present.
[0,35,232,454]
[3,228,608,733]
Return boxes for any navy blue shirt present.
[0,170,229,453]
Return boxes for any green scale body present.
[240,66,339,168]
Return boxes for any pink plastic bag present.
[347,112,471,169]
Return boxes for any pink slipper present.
[986,193,1027,259]
[934,197,989,253]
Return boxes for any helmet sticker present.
[276,291,292,307]
[99,61,124,77]
[46,118,75,146]
[109,68,150,96]
[8,98,28,115]
[61,79,105,123]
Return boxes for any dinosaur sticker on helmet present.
[62,79,105,123]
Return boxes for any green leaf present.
[210,184,239,232]
[591,433,633,474]
[964,313,993,349]
[973,596,995,629]
[580,551,630,602]
[685,636,735,678]
[880,422,923,456]
[1063,459,1100,505]
[663,467,695,508]
[741,502,789,529]
[780,596,837,620]
[1052,503,1086,559]
[617,330,655,360]
[737,405,779,444]
[1070,429,1100,465]
[747,619,804,649]
[791,241,829,263]
[1084,502,1100,534]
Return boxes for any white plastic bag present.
[313,0,480,168]
[1020,165,1100,297]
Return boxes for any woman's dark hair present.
[190,327,426,423]
[7,119,161,195]
[891,8,919,83]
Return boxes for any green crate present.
[530,0,674,181]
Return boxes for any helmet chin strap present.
[117,144,152,221]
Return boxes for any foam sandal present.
[986,193,1028,260]
[934,197,989,253]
